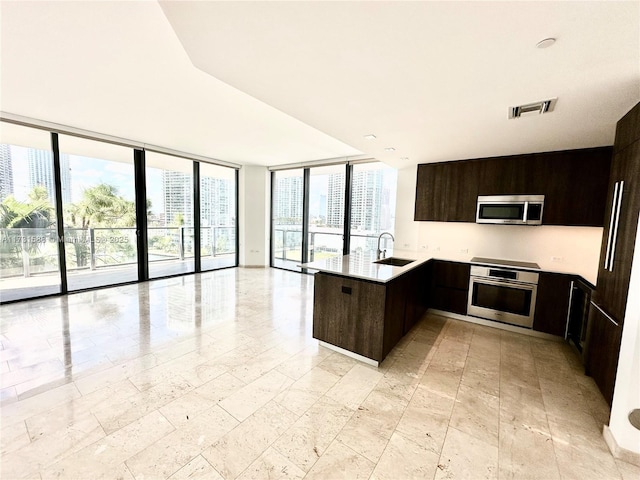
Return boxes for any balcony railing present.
[0,226,236,279]
[273,227,393,262]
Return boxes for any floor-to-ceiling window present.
[146,152,195,279]
[200,162,237,270]
[349,162,397,256]
[307,165,345,262]
[270,161,397,271]
[0,125,61,302]
[59,135,138,291]
[272,169,304,271]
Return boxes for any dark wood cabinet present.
[312,262,431,363]
[588,101,640,405]
[585,304,622,405]
[415,147,612,227]
[415,161,479,222]
[429,261,470,315]
[312,273,386,361]
[593,141,640,321]
[533,272,573,337]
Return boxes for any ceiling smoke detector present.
[509,98,557,119]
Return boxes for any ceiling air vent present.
[509,98,557,119]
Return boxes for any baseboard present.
[318,341,379,367]
[428,309,564,341]
[603,426,640,467]
[239,265,267,269]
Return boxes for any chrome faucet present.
[376,232,395,260]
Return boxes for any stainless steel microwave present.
[476,195,544,225]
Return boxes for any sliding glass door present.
[307,165,345,262]
[59,135,137,291]
[146,152,195,279]
[272,169,304,271]
[0,124,61,302]
[200,163,236,270]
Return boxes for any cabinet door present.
[595,141,640,321]
[312,274,386,361]
[532,273,572,336]
[431,261,470,315]
[585,304,622,406]
[415,161,479,222]
[537,148,612,227]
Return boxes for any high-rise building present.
[200,176,234,226]
[0,144,14,201]
[28,150,71,203]
[162,171,192,226]
[350,169,383,232]
[274,175,303,224]
[326,174,345,228]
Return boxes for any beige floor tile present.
[449,383,500,447]
[435,427,499,480]
[335,390,406,462]
[167,455,223,480]
[324,363,383,410]
[202,401,298,479]
[93,375,194,434]
[371,431,440,480]
[275,344,333,380]
[395,403,450,456]
[236,447,306,480]
[553,442,623,480]
[498,420,560,479]
[272,396,355,472]
[615,459,640,480]
[40,410,174,479]
[125,405,238,479]
[219,370,294,421]
[304,440,375,480]
[274,366,340,416]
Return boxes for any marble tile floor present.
[0,267,638,479]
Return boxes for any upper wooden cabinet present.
[415,147,613,227]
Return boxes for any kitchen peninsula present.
[303,251,434,365]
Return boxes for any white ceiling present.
[2,1,639,169]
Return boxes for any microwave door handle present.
[605,181,620,271]
[609,181,624,272]
[523,201,528,222]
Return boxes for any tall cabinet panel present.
[587,102,640,405]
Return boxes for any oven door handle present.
[469,276,537,290]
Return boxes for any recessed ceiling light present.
[384,147,396,152]
[536,38,556,49]
[363,134,377,140]
[400,157,409,161]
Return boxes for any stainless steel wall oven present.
[467,265,539,328]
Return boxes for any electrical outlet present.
[460,248,469,254]
[421,245,428,250]
[434,246,441,252]
[551,256,564,263]
[403,243,410,248]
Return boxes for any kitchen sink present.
[373,257,415,267]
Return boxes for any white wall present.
[609,211,640,456]
[394,166,603,284]
[238,166,270,267]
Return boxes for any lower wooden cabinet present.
[585,304,622,405]
[532,273,573,336]
[429,261,470,315]
[312,262,431,363]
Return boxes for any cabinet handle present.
[564,280,575,340]
[604,181,619,271]
[609,181,624,272]
[590,301,619,327]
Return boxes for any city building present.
[28,150,71,204]
[274,175,303,224]
[0,144,13,201]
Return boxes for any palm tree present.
[65,184,136,267]
[0,186,55,269]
